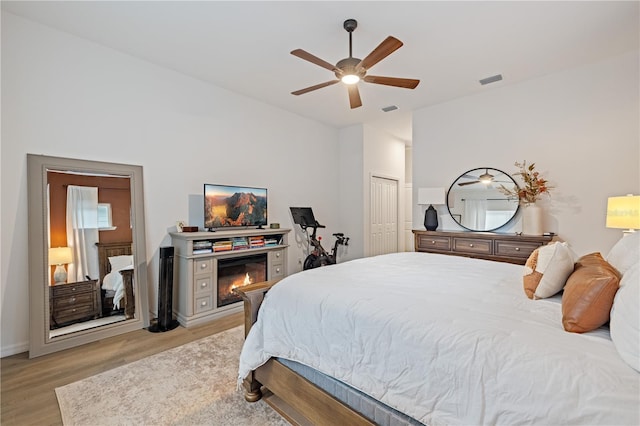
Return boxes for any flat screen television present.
[204,184,267,230]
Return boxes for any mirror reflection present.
[447,167,520,232]
[47,169,134,339]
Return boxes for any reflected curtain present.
[463,199,488,230]
[66,185,99,283]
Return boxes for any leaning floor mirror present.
[27,154,149,358]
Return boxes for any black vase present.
[424,205,438,231]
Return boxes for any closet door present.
[370,176,398,256]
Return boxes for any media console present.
[170,228,290,328]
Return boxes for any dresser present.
[49,280,101,329]
[413,230,554,265]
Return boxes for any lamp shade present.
[606,195,640,230]
[49,247,72,266]
[418,188,446,205]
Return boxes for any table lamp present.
[418,188,445,231]
[49,247,73,284]
[606,194,640,235]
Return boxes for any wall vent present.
[479,74,503,85]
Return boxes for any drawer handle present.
[431,240,436,244]
[70,297,76,303]
[200,282,207,288]
[200,263,207,269]
[72,308,77,313]
[469,244,474,247]
[71,287,76,291]
[201,300,207,307]
[276,267,281,273]
[515,247,520,251]
[276,252,281,258]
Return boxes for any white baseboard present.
[1,340,28,358]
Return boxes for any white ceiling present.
[3,1,638,143]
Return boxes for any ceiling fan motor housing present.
[335,57,365,79]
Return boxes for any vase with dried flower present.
[499,161,553,235]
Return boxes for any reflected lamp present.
[606,194,640,235]
[49,247,73,284]
[418,188,446,231]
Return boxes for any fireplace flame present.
[230,273,253,291]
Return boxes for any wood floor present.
[1,313,243,426]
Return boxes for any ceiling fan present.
[290,19,420,109]
[458,170,498,186]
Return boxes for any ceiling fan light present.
[341,74,360,85]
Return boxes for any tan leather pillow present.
[562,253,621,333]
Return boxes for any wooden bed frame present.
[96,241,135,319]
[234,280,376,426]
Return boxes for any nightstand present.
[49,280,101,329]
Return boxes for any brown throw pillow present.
[562,253,621,333]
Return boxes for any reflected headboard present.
[96,241,133,283]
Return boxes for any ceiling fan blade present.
[357,36,403,71]
[458,181,480,186]
[347,85,362,109]
[363,75,420,89]
[291,49,338,72]
[291,80,340,96]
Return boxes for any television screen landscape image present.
[204,184,267,229]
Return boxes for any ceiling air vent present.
[381,105,399,112]
[479,74,503,86]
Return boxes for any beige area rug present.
[55,326,288,426]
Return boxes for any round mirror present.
[447,167,520,232]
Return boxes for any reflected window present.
[98,203,116,230]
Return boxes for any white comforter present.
[238,252,639,425]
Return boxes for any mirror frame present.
[27,154,149,358]
[446,167,520,232]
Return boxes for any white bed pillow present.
[609,262,640,372]
[523,242,575,299]
[607,231,640,275]
[108,255,134,272]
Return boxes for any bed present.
[96,241,135,319]
[237,235,639,425]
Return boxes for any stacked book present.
[264,237,279,247]
[193,240,213,254]
[213,240,232,252]
[232,237,249,251]
[249,235,265,248]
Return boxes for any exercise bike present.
[290,207,349,270]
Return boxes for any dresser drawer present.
[495,241,542,259]
[55,304,97,323]
[51,281,94,297]
[417,235,451,251]
[195,295,213,314]
[52,292,94,309]
[193,259,213,276]
[453,238,492,255]
[270,264,285,279]
[194,277,213,295]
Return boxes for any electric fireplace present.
[217,253,267,307]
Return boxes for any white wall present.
[412,50,640,257]
[362,125,406,256]
[338,124,406,260]
[338,125,364,262]
[1,13,341,356]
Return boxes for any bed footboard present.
[233,279,281,402]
